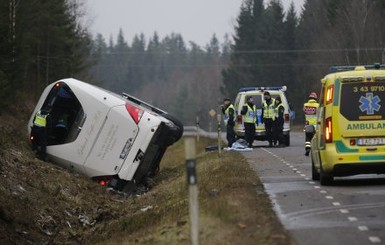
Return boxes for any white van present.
[28,78,183,194]
[233,86,292,145]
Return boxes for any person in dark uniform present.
[241,96,256,148]
[273,96,285,147]
[221,98,236,147]
[262,91,275,147]
[30,106,52,160]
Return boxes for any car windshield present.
[340,81,385,121]
[251,95,263,108]
[41,82,85,145]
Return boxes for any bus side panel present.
[83,105,139,177]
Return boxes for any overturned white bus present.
[28,78,183,194]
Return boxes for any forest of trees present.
[91,0,385,127]
[223,0,385,121]
[89,31,232,130]
[2,0,385,129]
[0,0,91,111]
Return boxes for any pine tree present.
[261,0,285,83]
[188,41,205,68]
[107,29,130,92]
[281,2,299,105]
[89,33,108,85]
[221,0,265,98]
[206,34,220,63]
[0,0,91,111]
[146,32,163,83]
[221,33,232,60]
[128,33,146,89]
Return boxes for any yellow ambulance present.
[311,64,385,185]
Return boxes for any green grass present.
[0,109,293,245]
[96,138,293,245]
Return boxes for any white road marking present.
[369,236,381,243]
[348,217,358,222]
[358,226,368,231]
[260,146,383,244]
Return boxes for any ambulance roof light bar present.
[239,86,287,92]
[329,63,385,73]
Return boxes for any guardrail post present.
[196,116,200,142]
[217,112,222,156]
[184,137,199,245]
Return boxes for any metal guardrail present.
[183,126,225,140]
[183,126,211,138]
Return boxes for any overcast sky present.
[86,0,305,47]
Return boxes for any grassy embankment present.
[104,137,293,245]
[0,108,293,244]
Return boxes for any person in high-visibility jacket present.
[30,106,52,160]
[304,92,319,156]
[241,96,256,148]
[273,96,285,147]
[54,113,69,144]
[262,91,275,147]
[221,98,236,147]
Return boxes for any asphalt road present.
[243,132,385,245]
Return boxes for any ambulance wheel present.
[311,156,320,181]
[320,164,333,186]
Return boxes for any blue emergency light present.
[329,63,385,73]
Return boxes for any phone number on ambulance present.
[353,85,385,93]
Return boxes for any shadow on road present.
[332,175,385,187]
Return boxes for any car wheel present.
[311,155,320,181]
[320,163,333,186]
[284,134,290,146]
[162,113,183,142]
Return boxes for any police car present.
[233,86,293,145]
[28,78,183,193]
[311,64,385,185]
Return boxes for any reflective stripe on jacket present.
[224,104,235,126]
[244,104,256,123]
[274,103,284,120]
[304,99,319,126]
[34,111,48,127]
[263,99,276,120]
